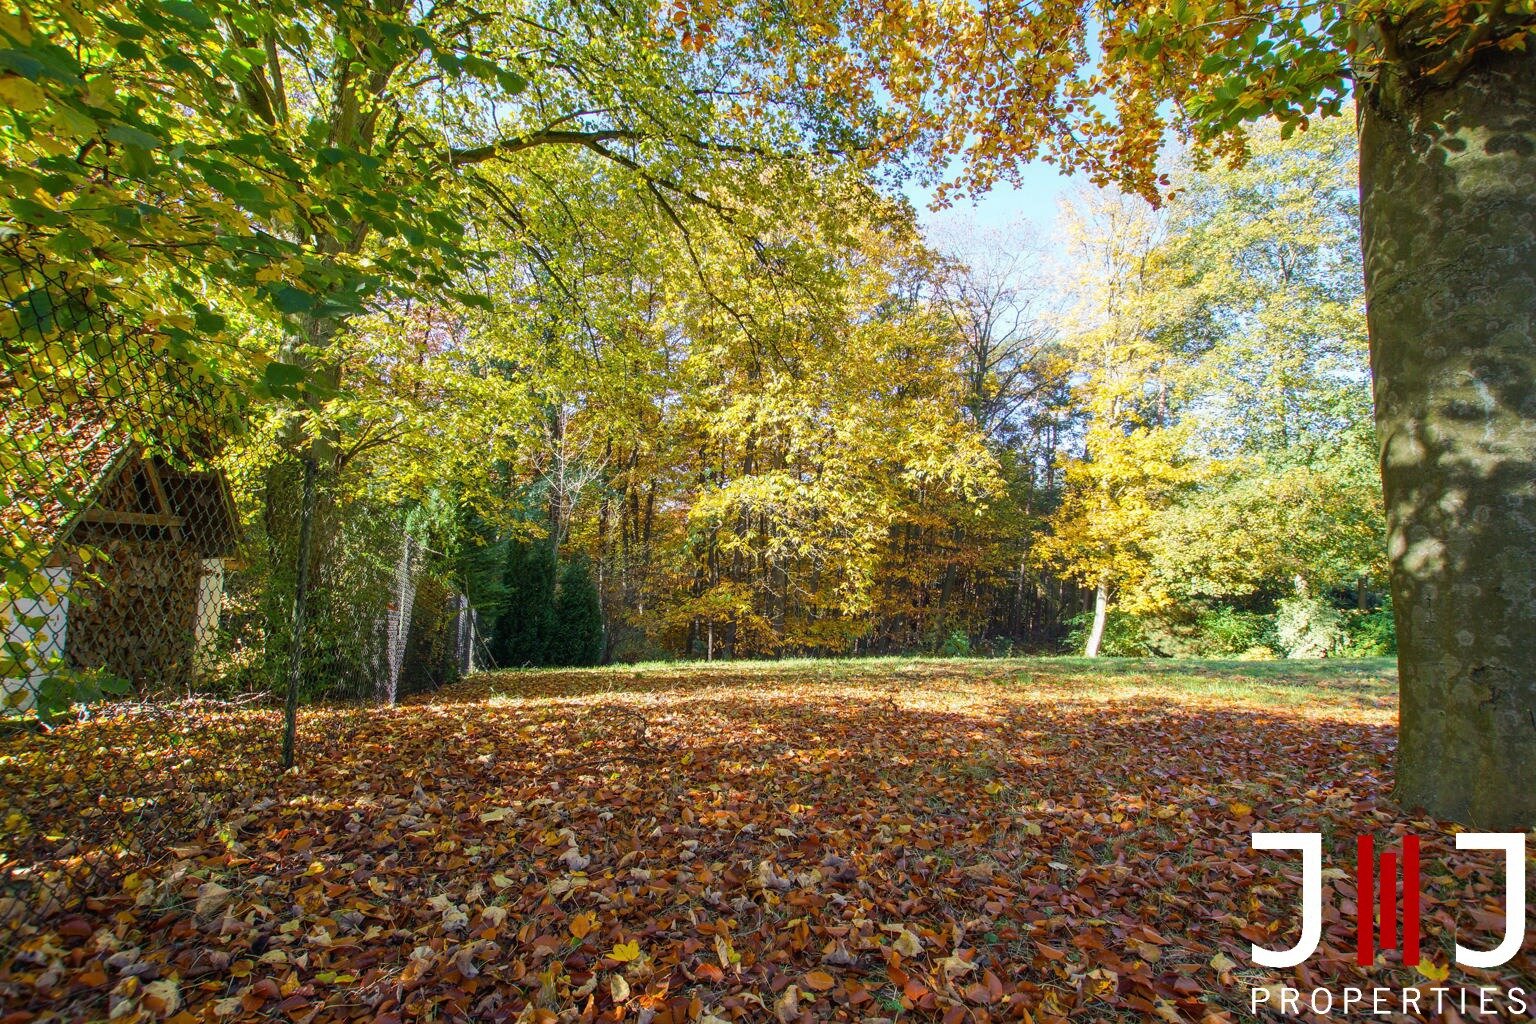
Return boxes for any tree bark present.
[1359,43,1536,827]
[1084,582,1108,658]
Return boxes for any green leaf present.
[6,196,62,226]
[106,124,162,150]
[457,291,494,311]
[98,674,132,695]
[496,69,527,95]
[43,229,92,260]
[271,284,315,313]
[158,0,216,30]
[194,309,227,333]
[0,48,79,83]
[263,360,306,390]
[0,49,46,80]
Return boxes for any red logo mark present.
[1356,833,1420,967]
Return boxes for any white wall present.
[1,566,72,712]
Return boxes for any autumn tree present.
[809,0,1536,826]
[3,0,889,760]
[663,191,998,653]
[1040,188,1185,656]
[1146,120,1385,615]
[929,221,1060,445]
[1039,122,1383,660]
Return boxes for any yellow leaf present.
[610,940,641,962]
[1229,802,1253,817]
[0,10,33,44]
[0,77,48,112]
[1417,960,1450,982]
[141,977,181,1015]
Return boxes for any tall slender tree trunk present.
[385,531,413,706]
[1084,582,1108,658]
[1359,44,1536,827]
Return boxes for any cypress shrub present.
[551,555,604,666]
[491,540,556,667]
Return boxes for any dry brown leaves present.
[0,660,1530,1023]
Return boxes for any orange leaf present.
[803,969,836,991]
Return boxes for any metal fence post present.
[281,451,316,769]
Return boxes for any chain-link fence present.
[0,238,486,998]
[2,239,233,713]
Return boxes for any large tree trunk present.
[1359,44,1536,827]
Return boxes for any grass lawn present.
[1,657,1527,1022]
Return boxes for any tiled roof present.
[1,395,132,557]
[0,391,239,560]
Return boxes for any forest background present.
[232,118,1387,678]
[0,0,1392,696]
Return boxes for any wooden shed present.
[1,416,240,705]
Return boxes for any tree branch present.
[449,129,642,166]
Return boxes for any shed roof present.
[1,397,240,563]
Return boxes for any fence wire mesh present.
[0,238,483,1014]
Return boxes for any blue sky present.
[904,162,1079,231]
[901,159,1088,268]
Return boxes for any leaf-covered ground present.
[2,658,1531,1023]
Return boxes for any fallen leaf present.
[194,881,232,918]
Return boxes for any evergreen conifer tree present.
[551,556,604,667]
[491,540,557,667]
